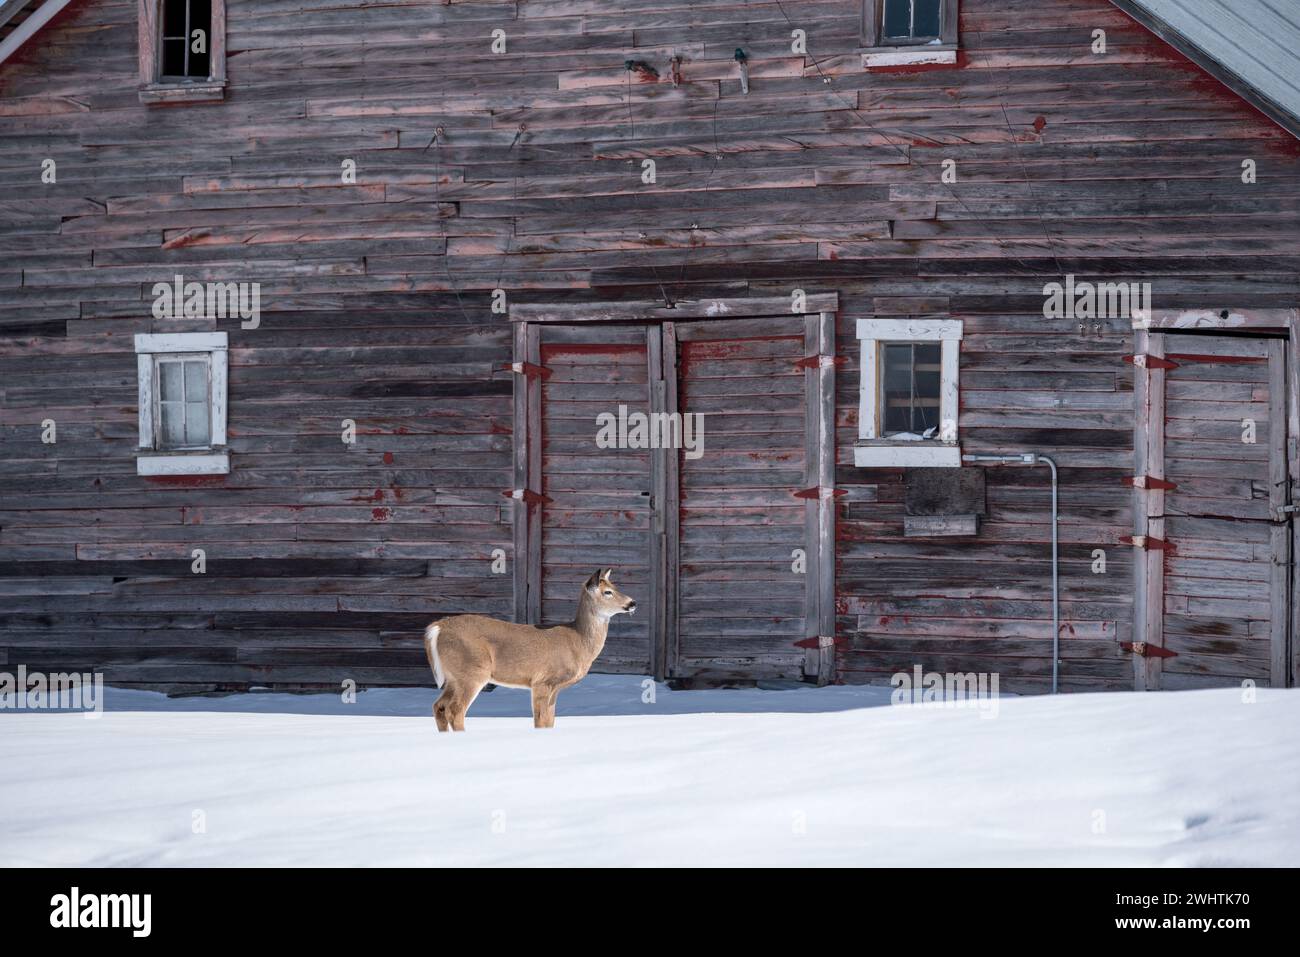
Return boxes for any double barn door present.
[511,314,836,682]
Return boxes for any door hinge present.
[793,486,846,501]
[1124,354,1179,370]
[503,488,551,505]
[1121,641,1178,659]
[794,354,844,371]
[499,361,552,380]
[1120,534,1176,552]
[1125,475,1177,491]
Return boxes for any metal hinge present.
[499,361,552,381]
[1124,354,1179,370]
[503,488,551,505]
[793,486,846,501]
[1122,641,1178,659]
[794,354,845,371]
[1125,475,1177,491]
[1120,534,1176,553]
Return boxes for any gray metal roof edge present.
[1108,0,1300,140]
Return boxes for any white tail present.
[424,623,444,688]
[422,569,636,731]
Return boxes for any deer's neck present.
[572,596,610,661]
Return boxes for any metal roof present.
[1111,0,1300,136]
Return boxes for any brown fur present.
[424,569,635,731]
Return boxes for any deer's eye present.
[603,590,613,596]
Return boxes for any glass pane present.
[162,0,188,35]
[882,344,914,435]
[185,400,210,446]
[189,0,212,77]
[159,401,186,448]
[159,360,184,401]
[883,0,911,38]
[914,0,943,39]
[161,38,187,76]
[183,360,207,401]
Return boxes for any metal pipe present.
[963,452,1061,693]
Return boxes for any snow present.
[2,676,1297,867]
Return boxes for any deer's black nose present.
[626,601,637,611]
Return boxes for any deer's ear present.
[601,568,614,583]
[584,570,601,591]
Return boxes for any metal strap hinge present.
[793,486,846,501]
[1120,534,1175,552]
[1124,354,1179,370]
[1122,641,1178,659]
[1125,475,1177,491]
[794,354,845,371]
[503,488,551,505]
[794,635,845,650]
[500,361,552,380]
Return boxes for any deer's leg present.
[542,687,560,729]
[449,676,489,732]
[432,689,451,732]
[530,685,547,729]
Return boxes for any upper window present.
[138,0,227,103]
[883,0,943,44]
[861,0,959,65]
[855,319,961,468]
[160,0,213,80]
[135,333,229,476]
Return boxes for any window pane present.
[159,360,184,401]
[189,0,212,77]
[183,360,207,401]
[883,0,911,38]
[913,0,942,39]
[162,0,188,33]
[881,342,945,436]
[161,38,187,76]
[185,400,210,446]
[159,401,186,448]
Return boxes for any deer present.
[423,569,636,731]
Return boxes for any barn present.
[0,0,1296,694]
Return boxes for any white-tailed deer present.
[423,569,636,731]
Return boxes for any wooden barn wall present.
[0,0,1297,692]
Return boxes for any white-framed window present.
[860,0,959,67]
[855,318,961,468]
[135,332,229,475]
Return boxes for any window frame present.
[135,332,229,476]
[138,0,227,104]
[855,319,962,468]
[860,0,959,66]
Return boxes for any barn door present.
[530,325,657,674]
[665,315,835,682]
[1134,332,1293,689]
[516,314,836,683]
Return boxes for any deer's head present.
[583,568,636,619]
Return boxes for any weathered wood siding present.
[1,0,1297,691]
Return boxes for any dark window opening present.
[160,0,213,80]
[882,342,941,436]
[882,0,943,42]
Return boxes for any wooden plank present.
[646,324,667,681]
[662,320,682,680]
[1267,339,1289,687]
[816,309,837,685]
[511,295,838,323]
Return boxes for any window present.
[135,333,229,475]
[861,0,959,66]
[855,319,961,468]
[138,0,226,103]
[160,0,212,80]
